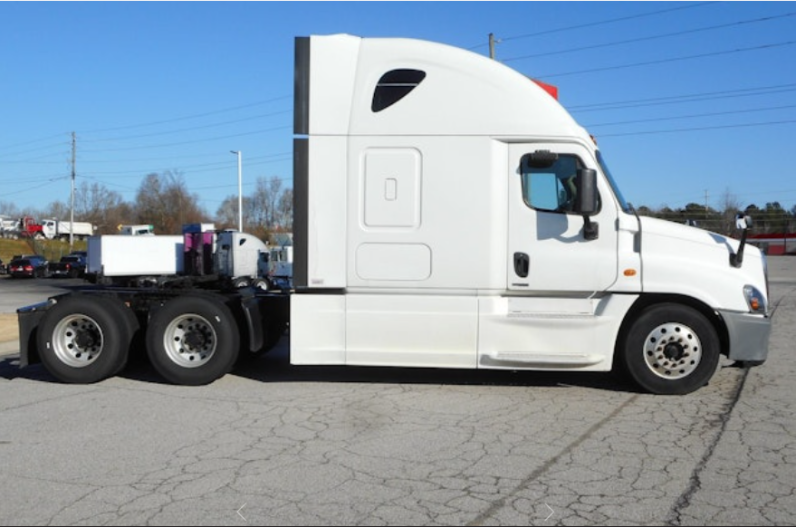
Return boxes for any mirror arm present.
[730,228,748,268]
[583,215,599,241]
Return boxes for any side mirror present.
[575,168,598,216]
[575,168,599,240]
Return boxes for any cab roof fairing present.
[304,34,590,141]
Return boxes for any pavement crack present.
[466,393,640,526]
[664,366,751,526]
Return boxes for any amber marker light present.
[624,269,637,277]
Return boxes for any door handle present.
[514,252,530,278]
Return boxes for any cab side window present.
[520,153,597,214]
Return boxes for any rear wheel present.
[146,296,239,385]
[251,278,270,291]
[232,277,251,288]
[619,303,720,395]
[37,296,134,383]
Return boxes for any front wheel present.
[618,303,720,395]
[146,296,240,385]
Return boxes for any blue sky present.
[1,1,795,218]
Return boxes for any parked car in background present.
[8,256,49,278]
[48,254,87,278]
[0,258,6,275]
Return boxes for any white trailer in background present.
[42,219,95,241]
[0,216,17,238]
[87,235,185,279]
[18,34,770,394]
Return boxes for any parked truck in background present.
[47,254,88,279]
[0,217,95,240]
[41,219,96,241]
[1,216,43,239]
[17,35,771,395]
[0,215,19,238]
[118,224,155,236]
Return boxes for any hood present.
[640,216,742,254]
[639,216,767,312]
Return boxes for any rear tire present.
[146,296,239,385]
[37,295,133,383]
[251,278,270,291]
[619,303,720,395]
[232,277,251,288]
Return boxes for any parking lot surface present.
[0,259,795,525]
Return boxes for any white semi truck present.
[17,35,771,394]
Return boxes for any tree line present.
[636,197,796,237]
[0,171,293,243]
[1,176,794,241]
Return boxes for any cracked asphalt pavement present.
[0,258,795,525]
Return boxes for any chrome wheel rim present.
[643,322,702,380]
[52,314,104,368]
[163,314,217,368]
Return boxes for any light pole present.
[230,150,242,231]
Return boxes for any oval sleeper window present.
[372,69,426,112]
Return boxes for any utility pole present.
[704,189,709,226]
[70,132,76,251]
[489,33,496,60]
[231,150,243,231]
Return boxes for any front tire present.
[37,295,133,383]
[146,296,240,385]
[619,303,720,395]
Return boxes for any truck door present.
[508,144,618,293]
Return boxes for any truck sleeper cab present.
[290,34,771,395]
[17,34,771,395]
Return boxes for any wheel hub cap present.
[643,322,702,380]
[163,314,217,368]
[52,315,104,368]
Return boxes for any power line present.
[0,132,71,154]
[536,40,796,79]
[80,109,291,143]
[470,2,714,50]
[599,118,796,137]
[79,152,292,177]
[584,104,796,128]
[502,12,796,63]
[79,125,291,153]
[0,141,72,160]
[78,95,291,134]
[569,83,796,112]
[0,178,69,197]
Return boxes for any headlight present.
[743,285,768,315]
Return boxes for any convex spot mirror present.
[735,213,753,230]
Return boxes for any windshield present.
[597,151,632,214]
